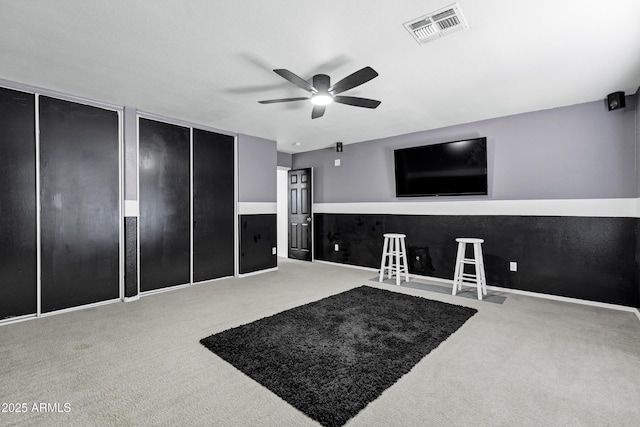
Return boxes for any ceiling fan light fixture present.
[259,66,380,119]
[311,93,333,106]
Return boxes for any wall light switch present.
[334,159,341,167]
[272,247,277,255]
[510,262,517,272]
[334,244,339,251]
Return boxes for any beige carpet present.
[1,258,639,426]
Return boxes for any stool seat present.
[385,233,406,238]
[456,238,484,244]
[452,237,487,300]
[379,233,409,286]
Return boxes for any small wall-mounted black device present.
[607,91,626,111]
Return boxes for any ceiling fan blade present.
[329,66,378,95]
[273,69,316,93]
[333,96,381,109]
[311,105,326,119]
[258,97,309,104]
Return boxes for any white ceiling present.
[1,0,639,153]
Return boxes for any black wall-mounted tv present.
[394,137,488,197]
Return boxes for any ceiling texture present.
[1,0,639,153]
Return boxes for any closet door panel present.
[193,129,234,282]
[139,118,190,291]
[0,88,37,319]
[39,96,120,313]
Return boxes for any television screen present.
[394,137,487,197]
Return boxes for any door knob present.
[306,217,312,222]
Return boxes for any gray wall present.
[293,99,637,203]
[277,151,292,169]
[238,134,277,203]
[123,106,137,201]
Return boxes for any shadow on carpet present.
[200,285,477,427]
[373,277,507,304]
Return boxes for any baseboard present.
[134,276,234,299]
[314,259,379,273]
[0,313,37,326]
[484,284,640,316]
[40,298,122,318]
[193,275,234,286]
[238,266,278,278]
[140,283,192,297]
[314,259,640,321]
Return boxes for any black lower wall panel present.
[240,214,277,274]
[315,213,638,307]
[637,218,640,309]
[125,217,138,298]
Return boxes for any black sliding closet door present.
[139,118,190,292]
[0,88,37,319]
[40,96,120,313]
[193,129,234,282]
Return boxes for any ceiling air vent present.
[404,3,469,45]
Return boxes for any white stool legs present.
[452,238,487,300]
[379,233,409,286]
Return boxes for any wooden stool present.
[379,233,409,286]
[452,238,487,300]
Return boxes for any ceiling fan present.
[258,66,381,119]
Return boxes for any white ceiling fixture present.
[404,2,469,44]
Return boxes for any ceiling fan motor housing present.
[312,74,331,92]
[311,74,333,105]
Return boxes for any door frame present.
[277,167,290,258]
[287,167,313,261]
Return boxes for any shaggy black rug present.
[200,286,477,427]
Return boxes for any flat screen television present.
[394,137,488,197]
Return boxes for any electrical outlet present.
[334,244,339,251]
[510,262,517,272]
[272,247,277,255]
